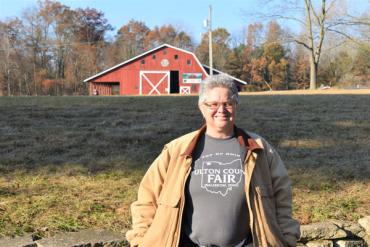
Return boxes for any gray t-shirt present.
[182,134,250,247]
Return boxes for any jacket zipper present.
[245,150,256,246]
[174,156,192,247]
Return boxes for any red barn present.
[84,44,247,96]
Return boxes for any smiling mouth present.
[215,116,229,120]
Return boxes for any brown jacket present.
[126,126,300,247]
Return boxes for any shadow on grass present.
[0,95,369,182]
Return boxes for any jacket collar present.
[181,125,263,157]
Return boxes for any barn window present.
[163,50,167,55]
[141,59,145,64]
[152,54,156,59]
[174,54,178,60]
[187,59,192,65]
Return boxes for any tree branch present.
[322,40,348,52]
[304,0,315,55]
[326,0,338,14]
[309,0,321,26]
[314,0,326,63]
[327,28,369,48]
[293,38,312,50]
[255,13,306,26]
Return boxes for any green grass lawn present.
[0,95,369,237]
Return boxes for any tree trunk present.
[0,80,3,96]
[33,61,37,96]
[7,69,11,96]
[19,80,21,96]
[24,73,31,96]
[309,55,317,89]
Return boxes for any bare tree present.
[0,29,13,96]
[0,18,24,96]
[249,0,370,89]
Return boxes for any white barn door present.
[140,71,170,95]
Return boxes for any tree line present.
[0,0,369,96]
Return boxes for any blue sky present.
[0,0,261,43]
[0,0,368,44]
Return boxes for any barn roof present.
[83,43,248,85]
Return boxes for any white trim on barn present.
[180,86,191,95]
[202,65,248,85]
[139,71,170,95]
[84,44,208,83]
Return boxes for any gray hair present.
[198,74,239,105]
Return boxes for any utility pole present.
[204,5,213,75]
[208,5,213,75]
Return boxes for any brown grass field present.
[241,89,370,95]
[0,91,369,238]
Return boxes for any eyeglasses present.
[203,101,236,110]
